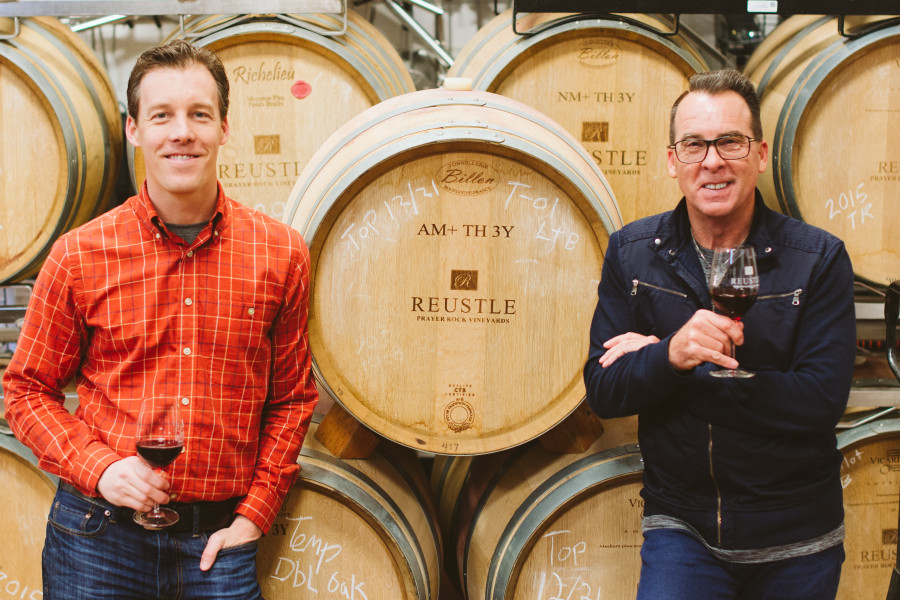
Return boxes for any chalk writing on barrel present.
[823,183,873,230]
[253,200,286,221]
[0,571,42,600]
[840,448,864,488]
[268,515,369,599]
[505,181,580,251]
[340,178,579,254]
[533,530,603,600]
[341,179,438,251]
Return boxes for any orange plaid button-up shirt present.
[3,184,318,533]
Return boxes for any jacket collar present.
[653,189,776,256]
[650,189,775,302]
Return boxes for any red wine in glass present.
[711,287,757,320]
[133,396,184,529]
[709,245,759,378]
[136,439,183,469]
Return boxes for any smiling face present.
[667,90,768,234]
[125,64,229,216]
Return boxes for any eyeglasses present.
[669,135,760,164]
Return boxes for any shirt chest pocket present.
[198,293,282,355]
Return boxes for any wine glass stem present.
[729,317,739,367]
[150,467,165,516]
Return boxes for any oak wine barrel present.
[0,433,58,599]
[431,416,641,599]
[0,17,122,283]
[257,419,441,599]
[836,417,900,600]
[447,10,725,225]
[284,87,621,455]
[129,12,415,222]
[743,16,900,286]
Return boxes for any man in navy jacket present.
[584,69,856,599]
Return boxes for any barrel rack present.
[0,0,343,16]
[853,297,900,411]
[508,0,900,36]
[0,0,456,65]
[512,0,900,15]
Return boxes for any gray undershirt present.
[166,222,207,245]
[643,515,844,563]
[693,237,715,282]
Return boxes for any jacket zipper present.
[708,423,723,546]
[632,280,801,305]
[631,279,688,298]
[757,288,802,306]
[706,288,800,544]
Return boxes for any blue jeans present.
[43,486,263,600]
[637,528,844,600]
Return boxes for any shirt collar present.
[130,181,229,246]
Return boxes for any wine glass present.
[708,245,759,378]
[133,396,184,529]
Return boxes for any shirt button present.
[186,250,194,257]
[654,238,661,245]
[155,233,161,240]
[184,298,193,306]
[170,493,178,500]
[183,347,192,356]
[181,397,190,406]
[668,249,676,256]
[248,307,256,316]
[765,247,772,253]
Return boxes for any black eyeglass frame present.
[667,135,761,164]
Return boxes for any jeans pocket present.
[218,539,259,556]
[47,490,110,537]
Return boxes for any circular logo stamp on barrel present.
[436,160,500,196]
[444,399,475,432]
[576,39,621,69]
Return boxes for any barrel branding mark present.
[436,160,499,196]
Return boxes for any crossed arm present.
[599,309,743,371]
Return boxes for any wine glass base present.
[710,368,755,379]
[133,507,180,529]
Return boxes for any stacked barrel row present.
[1,9,899,600]
[6,409,899,600]
[741,15,900,287]
[0,16,122,283]
[0,11,417,283]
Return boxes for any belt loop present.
[192,504,201,537]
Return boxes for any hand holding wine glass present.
[708,244,759,378]
[133,395,184,529]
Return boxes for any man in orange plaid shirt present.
[3,39,318,599]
